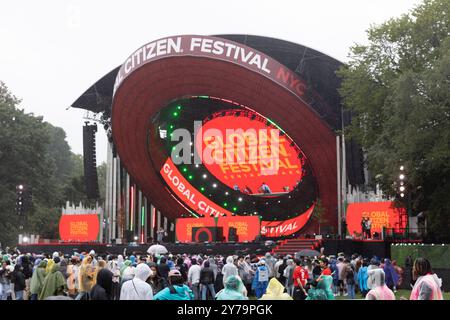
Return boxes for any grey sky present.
[0,0,421,164]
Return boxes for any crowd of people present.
[0,248,444,300]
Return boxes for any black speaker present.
[192,227,223,242]
[228,227,238,242]
[83,123,100,199]
[125,230,133,243]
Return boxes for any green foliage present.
[391,244,450,269]
[337,0,450,242]
[0,81,104,247]
[312,199,328,234]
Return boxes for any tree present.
[311,199,328,235]
[337,0,450,241]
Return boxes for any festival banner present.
[261,205,315,237]
[346,202,407,236]
[59,214,100,242]
[175,217,216,242]
[216,215,261,242]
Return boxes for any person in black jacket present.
[176,257,189,282]
[200,261,216,300]
[157,257,170,281]
[90,268,113,300]
[10,265,26,300]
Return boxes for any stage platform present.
[17,242,273,256]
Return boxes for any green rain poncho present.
[306,275,335,300]
[38,263,67,300]
[30,260,47,295]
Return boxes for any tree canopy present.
[0,81,104,246]
[337,0,450,241]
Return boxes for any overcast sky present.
[0,0,421,164]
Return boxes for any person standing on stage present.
[157,228,165,243]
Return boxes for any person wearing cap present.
[120,263,153,300]
[252,259,269,299]
[154,269,193,300]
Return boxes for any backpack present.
[258,267,268,282]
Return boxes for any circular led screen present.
[195,109,304,196]
[149,96,318,238]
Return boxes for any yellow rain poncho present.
[259,278,293,300]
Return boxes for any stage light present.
[400,166,404,171]
[225,192,229,195]
[134,236,138,241]
[169,125,174,129]
[399,186,405,192]
[173,111,178,117]
[18,185,24,190]
[203,174,207,179]
[223,202,228,207]
[23,236,29,243]
[212,183,217,188]
[195,164,199,168]
[232,207,237,212]
[200,187,205,192]
[182,167,187,172]
[399,174,405,180]
[190,142,193,146]
[278,200,281,203]
[177,105,182,110]
[400,193,405,198]
[254,211,258,215]
[238,197,242,202]
[188,175,193,180]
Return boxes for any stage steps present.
[271,238,322,256]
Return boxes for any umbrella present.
[147,244,168,255]
[295,249,321,258]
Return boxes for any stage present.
[16,241,273,256]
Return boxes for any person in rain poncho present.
[120,260,135,283]
[30,260,47,300]
[365,268,395,300]
[409,258,443,300]
[75,256,95,300]
[306,273,335,300]
[383,258,399,291]
[259,278,293,300]
[216,275,248,300]
[221,256,238,286]
[45,259,55,275]
[38,257,67,300]
[120,263,153,300]
[252,259,269,299]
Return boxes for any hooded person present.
[216,275,248,300]
[259,278,293,300]
[38,258,67,300]
[305,273,335,300]
[154,269,193,300]
[90,268,114,300]
[129,255,137,267]
[365,268,395,300]
[119,263,153,300]
[120,260,135,283]
[117,255,124,270]
[75,256,95,300]
[252,259,269,298]
[383,258,399,290]
[45,259,55,275]
[30,260,47,300]
[221,256,238,287]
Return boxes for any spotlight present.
[400,193,405,198]
[203,174,207,179]
[225,192,229,195]
[399,186,405,192]
[195,164,199,168]
[212,183,217,188]
[238,197,242,202]
[134,236,138,241]
[23,236,29,243]
[399,174,405,180]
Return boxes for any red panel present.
[346,202,408,236]
[175,217,215,242]
[59,215,99,242]
[112,56,337,235]
[216,216,261,242]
